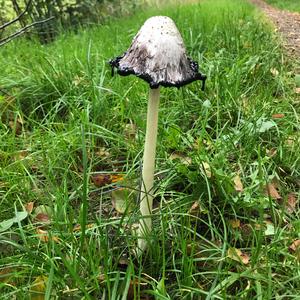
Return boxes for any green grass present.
[265,0,300,12]
[0,0,300,298]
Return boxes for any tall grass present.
[0,0,299,298]
[265,0,300,12]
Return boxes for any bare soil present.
[249,0,300,58]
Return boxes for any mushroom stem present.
[138,87,160,252]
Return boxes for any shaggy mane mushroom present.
[110,16,206,254]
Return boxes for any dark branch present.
[0,0,32,31]
[0,16,55,47]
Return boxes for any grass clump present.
[0,0,299,298]
[265,0,300,12]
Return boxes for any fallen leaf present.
[270,68,279,76]
[258,120,276,133]
[264,183,281,200]
[34,213,50,224]
[229,219,241,229]
[0,267,13,283]
[91,174,111,187]
[14,150,28,161]
[8,117,23,135]
[272,113,284,119]
[124,123,137,140]
[24,202,34,214]
[95,147,110,158]
[286,193,297,213]
[91,174,124,187]
[266,148,277,157]
[295,87,300,94]
[33,205,53,217]
[73,223,95,232]
[227,247,250,265]
[127,278,148,300]
[111,174,124,183]
[241,223,253,237]
[36,228,59,243]
[30,275,47,300]
[233,175,244,193]
[189,201,199,216]
[32,205,52,227]
[201,162,211,178]
[264,221,275,236]
[169,152,192,166]
[289,240,300,252]
[111,188,135,214]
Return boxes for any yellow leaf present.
[73,223,96,232]
[36,228,59,243]
[233,175,244,193]
[169,152,192,166]
[229,219,241,229]
[227,247,250,265]
[270,68,279,76]
[30,275,48,300]
[201,162,211,178]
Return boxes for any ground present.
[250,0,300,59]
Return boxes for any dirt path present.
[249,0,300,58]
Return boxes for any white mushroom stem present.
[138,87,160,253]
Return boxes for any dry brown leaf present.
[8,117,23,135]
[189,201,199,215]
[91,174,112,187]
[295,87,300,94]
[227,247,250,265]
[289,239,300,252]
[34,213,50,224]
[73,223,95,232]
[24,202,34,214]
[233,175,244,193]
[127,278,148,300]
[169,152,192,166]
[0,267,13,283]
[91,174,123,187]
[272,113,285,119]
[286,193,297,213]
[264,183,281,200]
[229,219,241,229]
[36,228,59,243]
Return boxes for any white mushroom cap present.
[110,16,206,89]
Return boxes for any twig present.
[0,0,32,31]
[0,17,55,47]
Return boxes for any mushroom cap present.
[110,16,206,89]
